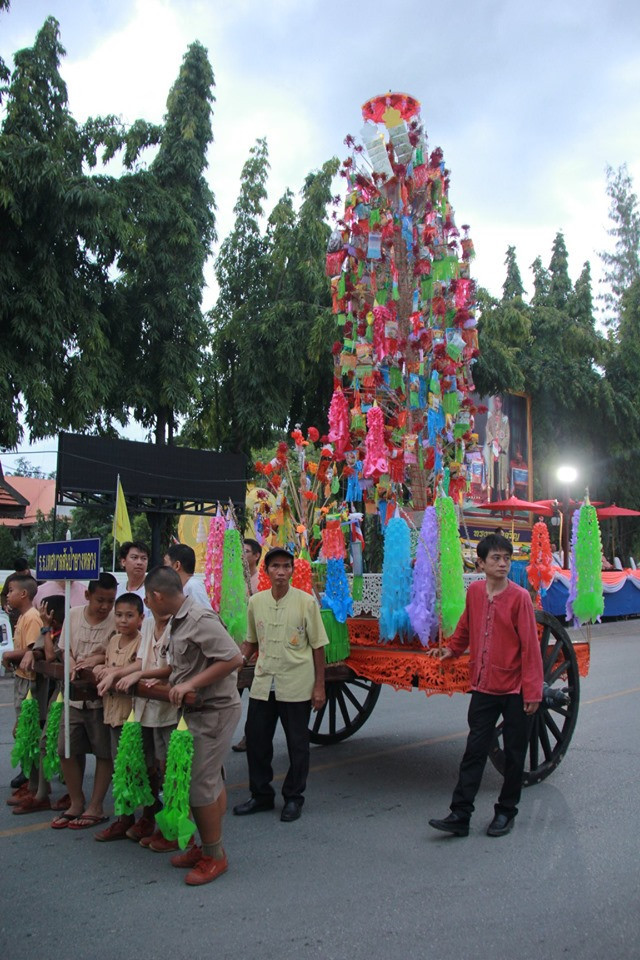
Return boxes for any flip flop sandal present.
[67,814,110,831]
[51,813,79,830]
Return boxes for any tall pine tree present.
[599,164,640,329]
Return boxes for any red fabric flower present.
[307,427,319,443]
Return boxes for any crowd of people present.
[1,538,329,886]
[3,530,543,884]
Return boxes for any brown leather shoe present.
[148,833,179,853]
[170,844,201,868]
[13,795,51,815]
[95,816,135,842]
[7,784,33,806]
[126,816,155,842]
[184,854,228,886]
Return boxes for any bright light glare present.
[557,466,578,484]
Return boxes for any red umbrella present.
[596,504,640,517]
[478,496,554,516]
[477,496,553,544]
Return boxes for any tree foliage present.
[599,164,640,328]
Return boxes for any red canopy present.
[596,504,640,518]
[478,496,554,517]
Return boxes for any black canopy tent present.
[55,433,247,563]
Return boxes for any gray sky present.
[2,0,639,472]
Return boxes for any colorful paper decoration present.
[204,514,226,611]
[565,507,581,623]
[321,557,353,623]
[436,495,466,637]
[42,692,64,781]
[292,557,313,594]
[112,711,154,816]
[321,609,351,663]
[527,521,554,595]
[406,506,439,646]
[379,516,413,641]
[573,501,604,624]
[155,716,197,850]
[219,528,248,642]
[11,690,40,778]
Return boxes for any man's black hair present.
[145,565,183,595]
[87,572,118,593]
[477,533,513,561]
[115,592,144,615]
[118,540,150,561]
[13,557,30,573]
[166,543,196,575]
[9,574,38,599]
[243,538,262,557]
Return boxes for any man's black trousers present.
[450,690,530,820]
[246,694,312,806]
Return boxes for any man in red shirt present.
[429,533,543,837]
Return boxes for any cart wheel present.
[309,676,381,745]
[489,611,580,786]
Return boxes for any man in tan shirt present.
[233,547,328,823]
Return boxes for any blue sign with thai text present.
[36,538,101,580]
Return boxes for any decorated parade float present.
[241,93,596,786]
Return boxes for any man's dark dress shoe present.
[486,812,515,837]
[280,801,302,822]
[428,813,469,837]
[10,772,28,790]
[233,797,274,816]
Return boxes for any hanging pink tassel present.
[204,515,226,612]
[363,404,389,478]
[328,388,351,455]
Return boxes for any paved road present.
[1,620,639,960]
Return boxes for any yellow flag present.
[113,477,132,544]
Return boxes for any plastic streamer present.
[42,692,64,781]
[205,515,226,611]
[292,557,313,594]
[379,516,413,641]
[406,506,439,646]
[436,495,466,637]
[363,405,389,478]
[219,528,248,642]
[565,507,581,623]
[322,518,346,559]
[155,717,197,850]
[573,501,604,624]
[321,609,350,663]
[527,521,554,595]
[328,387,351,455]
[11,690,41,778]
[112,711,154,815]
[321,557,353,623]
[257,560,271,592]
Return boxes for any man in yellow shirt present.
[233,548,328,822]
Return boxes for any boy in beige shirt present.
[93,593,143,841]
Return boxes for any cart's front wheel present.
[489,611,580,786]
[309,676,381,745]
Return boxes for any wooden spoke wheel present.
[309,675,381,745]
[489,611,580,786]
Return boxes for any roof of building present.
[0,475,56,528]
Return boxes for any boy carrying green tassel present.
[144,566,242,887]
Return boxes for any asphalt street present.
[1,620,639,960]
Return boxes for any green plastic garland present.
[155,717,196,849]
[112,710,154,815]
[436,494,466,638]
[321,608,350,664]
[11,690,41,778]
[219,529,248,643]
[42,692,63,781]
[573,502,604,624]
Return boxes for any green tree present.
[0,525,17,568]
[206,137,271,452]
[473,287,529,397]
[115,41,217,444]
[548,232,572,309]
[599,164,640,328]
[502,245,525,301]
[0,18,125,447]
[531,256,550,305]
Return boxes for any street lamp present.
[556,465,578,568]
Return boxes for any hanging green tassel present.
[573,502,604,624]
[42,692,64,781]
[11,690,41,778]
[320,609,350,664]
[220,528,248,643]
[352,574,363,602]
[112,710,154,816]
[436,494,466,637]
[155,717,196,850]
